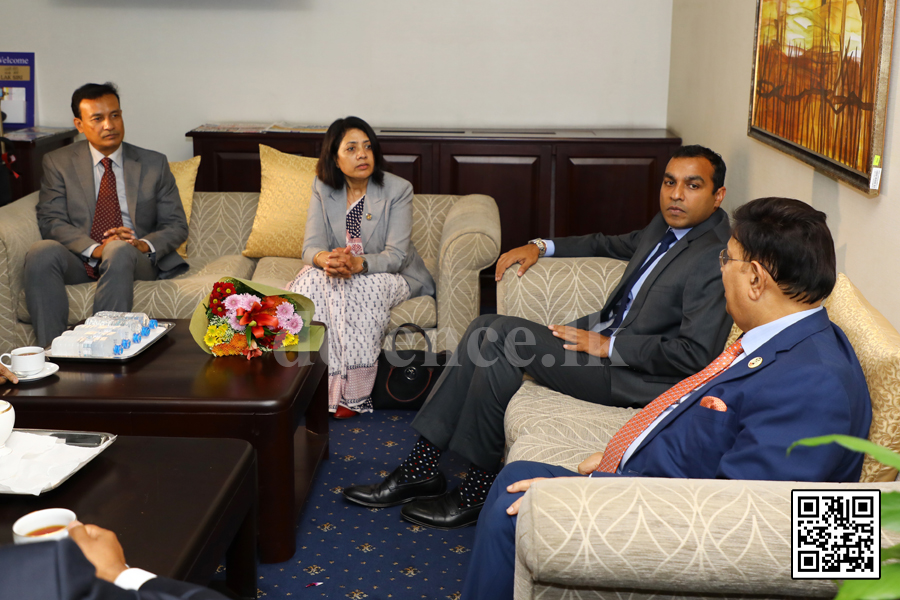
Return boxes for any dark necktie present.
[85,157,124,279]
[600,229,678,336]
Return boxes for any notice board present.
[0,53,35,131]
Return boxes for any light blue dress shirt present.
[82,144,154,266]
[545,228,690,363]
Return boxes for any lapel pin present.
[748,357,763,368]
[365,213,372,220]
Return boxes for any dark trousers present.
[461,460,592,600]
[411,314,616,472]
[24,239,158,346]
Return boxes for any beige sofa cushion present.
[824,274,900,482]
[242,145,316,259]
[17,255,256,324]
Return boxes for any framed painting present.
[749,0,896,195]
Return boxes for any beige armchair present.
[498,257,900,600]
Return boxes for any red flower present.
[209,297,226,317]
[211,281,236,299]
[235,296,280,339]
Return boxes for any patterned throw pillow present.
[823,274,900,482]
[168,155,201,259]
[242,145,317,259]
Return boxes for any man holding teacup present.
[0,346,44,381]
[0,362,18,385]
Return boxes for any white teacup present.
[12,508,77,544]
[0,347,45,377]
[0,400,13,457]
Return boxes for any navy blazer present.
[0,538,228,600]
[621,309,872,482]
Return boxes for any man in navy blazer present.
[0,522,227,600]
[461,197,872,599]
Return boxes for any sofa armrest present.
[0,192,41,353]
[515,477,900,600]
[497,257,626,325]
[435,194,500,351]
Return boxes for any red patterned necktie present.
[596,338,744,473]
[85,157,124,279]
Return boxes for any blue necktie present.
[600,229,678,336]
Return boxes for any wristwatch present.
[360,258,369,274]
[528,238,547,258]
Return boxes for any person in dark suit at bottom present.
[461,197,872,600]
[24,82,188,347]
[343,145,733,528]
[0,522,228,600]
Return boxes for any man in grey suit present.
[343,145,733,529]
[24,82,188,346]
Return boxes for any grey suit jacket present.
[301,171,435,298]
[37,140,189,278]
[553,208,733,406]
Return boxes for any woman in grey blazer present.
[289,117,435,419]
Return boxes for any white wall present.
[4,0,673,161]
[668,0,900,328]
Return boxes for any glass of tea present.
[12,508,76,544]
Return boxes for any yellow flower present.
[283,333,299,347]
[204,323,231,347]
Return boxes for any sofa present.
[498,256,900,600]
[0,190,500,355]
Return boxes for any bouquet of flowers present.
[189,277,315,359]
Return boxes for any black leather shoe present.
[400,487,483,529]
[343,466,446,508]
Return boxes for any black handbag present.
[372,323,449,410]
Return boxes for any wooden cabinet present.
[187,127,681,307]
[3,127,79,203]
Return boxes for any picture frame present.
[748,0,896,195]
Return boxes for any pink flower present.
[276,302,295,322]
[283,315,304,334]
[228,313,245,331]
[224,293,260,312]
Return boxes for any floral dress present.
[288,196,410,413]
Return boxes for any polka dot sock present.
[458,464,497,508]
[399,437,442,483]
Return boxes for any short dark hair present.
[71,82,120,119]
[317,116,386,189]
[732,197,836,304]
[671,144,726,192]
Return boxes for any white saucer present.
[16,362,59,382]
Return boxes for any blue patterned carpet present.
[255,410,474,599]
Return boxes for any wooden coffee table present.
[0,436,257,599]
[5,319,328,563]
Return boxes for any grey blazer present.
[553,208,733,406]
[301,172,435,298]
[36,140,189,278]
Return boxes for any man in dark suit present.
[343,145,733,528]
[0,522,228,600]
[461,197,872,600]
[24,82,188,346]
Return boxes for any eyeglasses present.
[719,248,753,268]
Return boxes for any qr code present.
[792,490,880,579]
